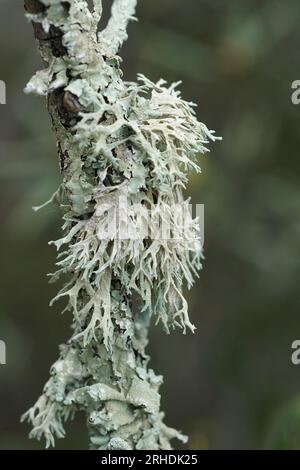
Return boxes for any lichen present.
[22,0,220,449]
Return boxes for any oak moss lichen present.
[22,0,219,449]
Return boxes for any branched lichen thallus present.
[22,0,220,450]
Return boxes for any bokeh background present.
[1,0,300,450]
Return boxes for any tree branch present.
[22,0,219,450]
[98,0,137,56]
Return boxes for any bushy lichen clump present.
[22,0,219,449]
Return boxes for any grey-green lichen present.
[22,0,220,449]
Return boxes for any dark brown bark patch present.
[24,0,46,14]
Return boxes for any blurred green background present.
[1,0,300,450]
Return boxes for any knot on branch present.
[49,89,84,129]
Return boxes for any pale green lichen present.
[22,0,220,449]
